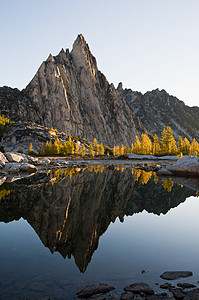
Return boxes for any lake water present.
[0,166,199,299]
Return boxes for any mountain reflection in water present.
[0,166,198,272]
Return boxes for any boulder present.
[19,163,37,173]
[37,158,51,165]
[158,156,178,161]
[5,152,24,163]
[0,152,8,166]
[157,167,173,176]
[167,156,199,175]
[0,176,7,186]
[4,163,21,173]
[177,283,196,289]
[55,159,69,165]
[160,283,173,289]
[127,154,157,160]
[2,162,37,174]
[77,283,115,298]
[124,282,154,295]
[120,291,135,299]
[160,271,193,280]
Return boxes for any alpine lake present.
[1,160,199,299]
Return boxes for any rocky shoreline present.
[0,151,199,182]
[76,271,199,300]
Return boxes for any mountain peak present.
[71,34,97,71]
[72,34,87,52]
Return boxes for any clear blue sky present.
[0,0,199,107]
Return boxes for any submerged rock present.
[77,283,115,298]
[124,282,154,295]
[160,271,193,280]
[177,283,197,289]
[160,283,173,289]
[120,291,135,299]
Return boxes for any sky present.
[0,0,199,107]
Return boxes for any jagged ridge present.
[117,82,199,141]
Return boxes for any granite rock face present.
[23,35,146,146]
[117,82,199,141]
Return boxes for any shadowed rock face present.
[0,168,195,272]
[117,82,199,141]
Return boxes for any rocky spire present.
[71,34,98,73]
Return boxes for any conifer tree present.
[28,143,34,155]
[53,138,60,155]
[177,136,183,154]
[113,146,116,157]
[66,136,74,155]
[93,138,99,156]
[88,143,94,156]
[140,134,152,155]
[134,136,141,154]
[120,144,125,155]
[99,143,105,155]
[161,126,177,155]
[115,145,120,156]
[190,138,199,156]
[80,144,86,156]
[152,134,161,155]
[74,142,79,155]
[182,137,190,155]
[131,143,134,153]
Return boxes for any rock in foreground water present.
[124,282,154,295]
[160,271,193,280]
[77,283,115,298]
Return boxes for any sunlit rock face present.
[117,82,199,141]
[24,35,146,146]
[0,167,196,272]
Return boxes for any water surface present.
[0,166,199,299]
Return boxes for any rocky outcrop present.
[0,35,146,147]
[0,86,39,122]
[117,82,199,141]
[0,121,86,153]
